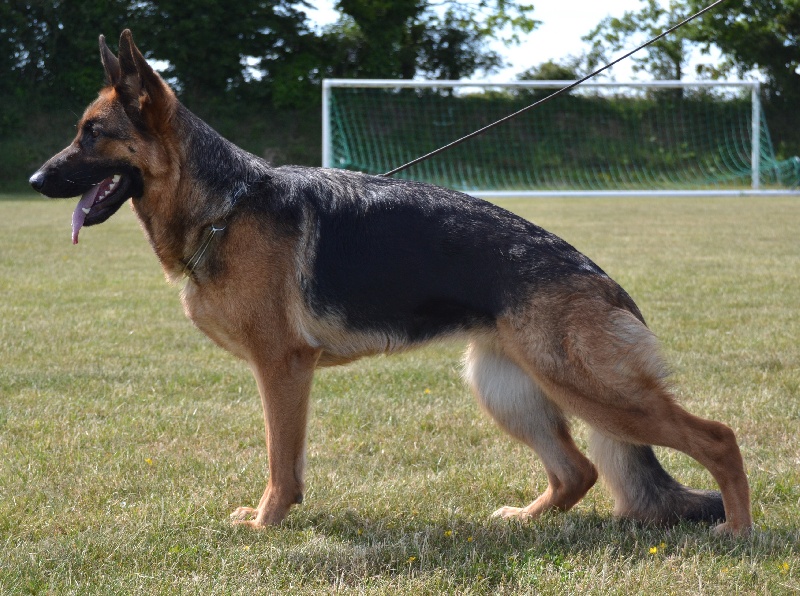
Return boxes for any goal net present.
[322,79,799,196]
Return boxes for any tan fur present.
[488,280,751,534]
[183,216,320,526]
[464,340,598,517]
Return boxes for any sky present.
[305,0,724,82]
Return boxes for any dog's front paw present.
[712,521,752,538]
[230,506,259,523]
[229,505,288,528]
[491,505,528,520]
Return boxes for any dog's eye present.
[82,122,101,140]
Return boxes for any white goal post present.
[322,79,799,197]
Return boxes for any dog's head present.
[29,30,174,243]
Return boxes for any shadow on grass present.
[227,508,795,587]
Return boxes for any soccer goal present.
[322,79,800,196]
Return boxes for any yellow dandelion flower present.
[145,458,153,465]
[407,556,417,563]
[467,536,474,542]
[242,545,251,551]
[781,562,789,573]
[444,530,452,537]
[660,542,666,549]
[649,546,658,554]
[424,388,431,394]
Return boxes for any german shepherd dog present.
[30,31,752,535]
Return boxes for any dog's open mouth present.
[72,174,130,244]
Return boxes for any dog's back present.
[254,167,622,341]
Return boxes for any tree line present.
[5,1,799,106]
[2,0,799,180]
[0,0,536,113]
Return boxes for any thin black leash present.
[382,0,727,178]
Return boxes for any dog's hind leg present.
[583,401,750,536]
[463,340,598,519]
[583,407,751,536]
[498,296,752,535]
[587,431,726,525]
[230,347,319,528]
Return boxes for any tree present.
[582,0,694,81]
[517,58,581,81]
[682,0,800,99]
[2,0,538,110]
[416,5,506,80]
[333,0,424,79]
[682,0,800,155]
[331,0,538,80]
[2,1,134,106]
[584,0,800,97]
[132,0,315,107]
[513,58,582,101]
[583,0,800,154]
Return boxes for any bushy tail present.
[588,431,725,524]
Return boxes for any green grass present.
[1,193,798,594]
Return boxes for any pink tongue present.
[71,183,103,244]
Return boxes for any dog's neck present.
[132,103,272,283]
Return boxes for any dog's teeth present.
[82,207,91,214]
[112,174,121,184]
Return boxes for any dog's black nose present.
[29,170,46,192]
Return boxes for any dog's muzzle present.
[28,167,81,198]
[28,144,94,199]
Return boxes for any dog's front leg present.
[231,346,320,528]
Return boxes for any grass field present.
[1,193,798,594]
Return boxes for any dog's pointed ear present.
[99,34,121,86]
[115,29,173,129]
